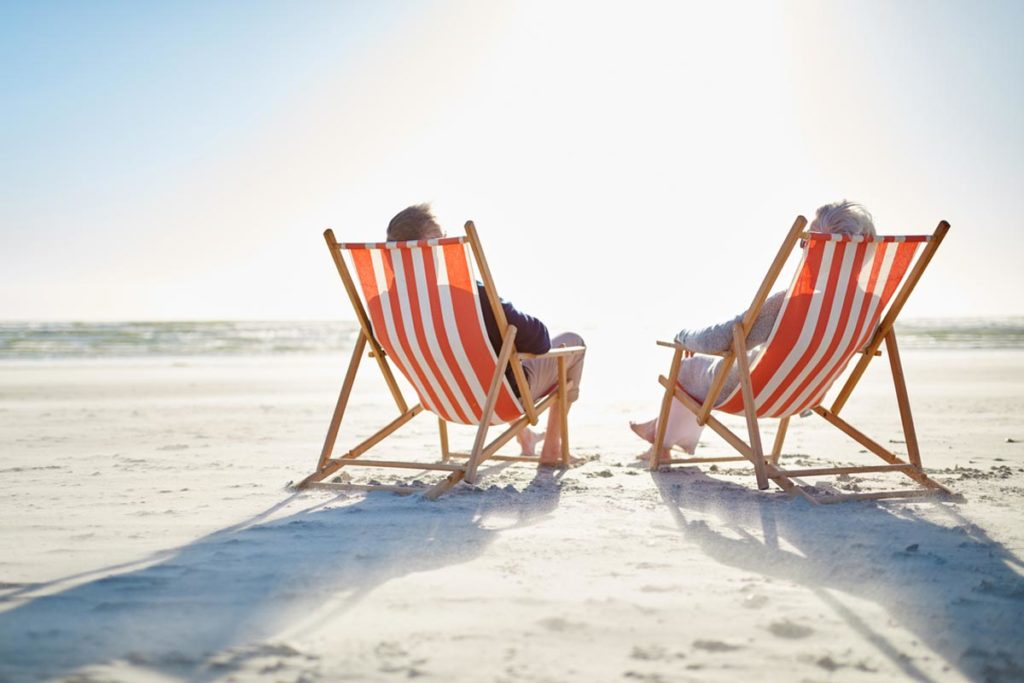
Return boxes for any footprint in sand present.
[742,594,769,609]
[692,639,742,653]
[629,645,686,662]
[537,616,586,632]
[767,620,814,639]
[640,584,683,593]
[623,671,671,682]
[374,641,428,676]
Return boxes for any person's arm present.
[675,290,785,353]
[476,283,552,355]
[503,301,551,354]
[745,290,785,347]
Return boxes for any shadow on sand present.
[0,469,563,682]
[653,468,1024,682]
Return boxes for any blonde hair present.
[810,200,876,238]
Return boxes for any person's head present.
[809,200,876,238]
[386,203,443,242]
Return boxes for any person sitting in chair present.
[387,203,586,466]
[630,200,876,460]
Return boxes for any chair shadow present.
[0,471,563,683]
[653,468,1024,683]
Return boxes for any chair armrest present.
[655,339,730,358]
[518,345,586,360]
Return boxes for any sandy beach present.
[4,0,1022,679]
[1,342,1023,683]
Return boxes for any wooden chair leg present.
[439,419,450,462]
[465,421,492,486]
[652,347,684,471]
[558,356,570,467]
[465,326,518,484]
[771,416,789,465]
[885,330,922,468]
[467,222,538,426]
[316,335,366,471]
[424,471,465,500]
[733,324,769,490]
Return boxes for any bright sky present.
[2,0,1022,329]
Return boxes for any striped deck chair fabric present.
[713,234,927,418]
[340,237,524,426]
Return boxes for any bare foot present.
[516,428,545,457]
[635,446,672,465]
[629,418,656,444]
[538,438,563,467]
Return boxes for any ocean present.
[0,318,1022,360]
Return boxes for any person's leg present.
[519,332,586,463]
[630,356,712,459]
[516,357,549,457]
[536,332,585,464]
[629,399,702,456]
[628,417,658,443]
[515,424,545,456]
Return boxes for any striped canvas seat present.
[714,234,928,418]
[341,237,525,426]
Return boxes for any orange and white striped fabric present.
[714,233,929,418]
[340,237,525,426]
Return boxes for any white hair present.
[809,200,876,238]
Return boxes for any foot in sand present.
[631,420,671,464]
[535,402,570,467]
[629,418,657,444]
[635,446,671,463]
[539,435,563,467]
[516,428,545,457]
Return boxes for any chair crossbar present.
[656,339,730,357]
[817,488,943,504]
[305,482,425,495]
[337,236,468,250]
[518,345,586,359]
[668,456,748,465]
[445,452,540,463]
[328,459,464,472]
[799,233,933,243]
[771,464,913,478]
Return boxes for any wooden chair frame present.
[651,216,954,505]
[297,221,585,500]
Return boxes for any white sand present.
[2,350,1023,682]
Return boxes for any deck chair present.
[651,215,954,504]
[297,221,585,499]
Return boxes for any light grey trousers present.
[521,332,586,404]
